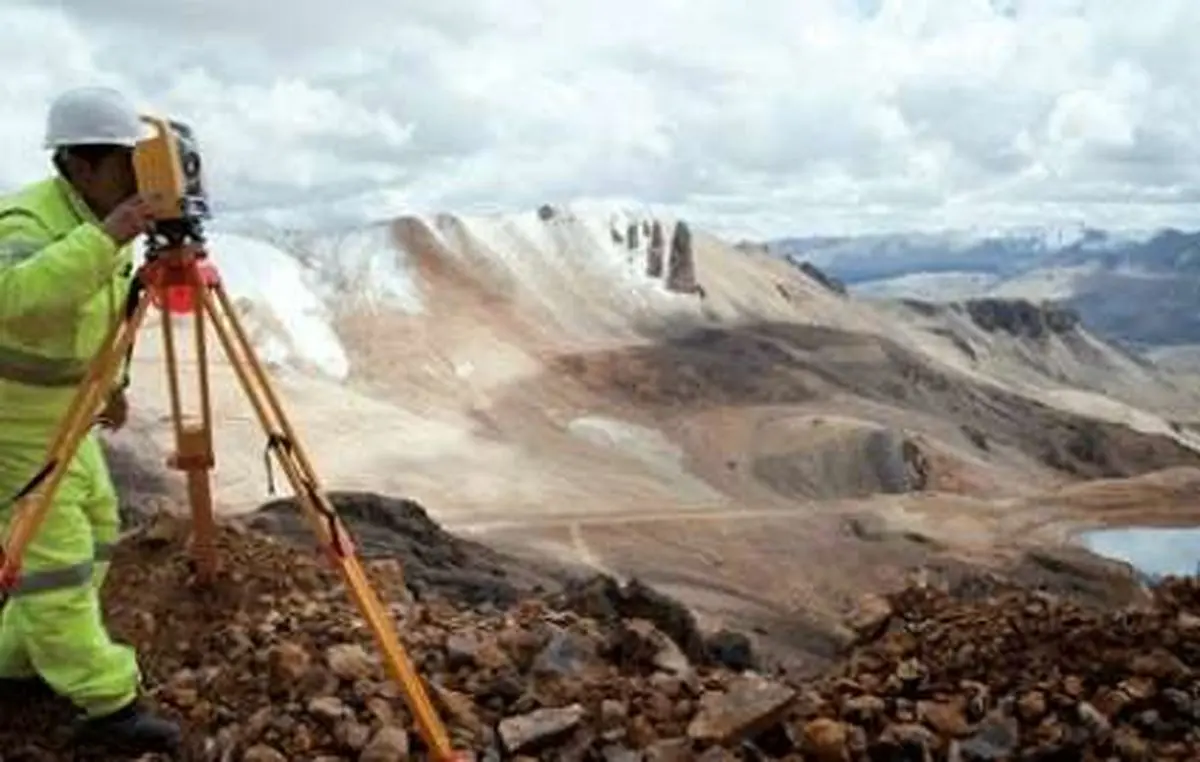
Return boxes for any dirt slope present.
[99,202,1200,677]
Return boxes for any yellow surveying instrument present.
[0,114,468,761]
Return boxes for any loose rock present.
[498,704,586,753]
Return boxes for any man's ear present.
[60,152,92,185]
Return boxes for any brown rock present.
[359,726,411,762]
[600,699,628,729]
[647,220,664,277]
[1114,729,1151,761]
[327,643,376,681]
[365,697,395,727]
[643,738,692,761]
[430,680,484,735]
[919,699,970,736]
[267,641,311,689]
[878,722,936,752]
[846,594,893,641]
[617,619,694,679]
[243,745,288,762]
[1077,701,1111,736]
[602,746,640,762]
[1091,685,1132,718]
[1177,611,1200,631]
[628,714,658,747]
[337,720,372,751]
[1119,676,1156,701]
[531,625,601,678]
[1016,691,1046,722]
[665,220,697,293]
[309,696,351,725]
[1129,649,1189,680]
[1062,675,1085,698]
[686,673,796,744]
[801,718,850,762]
[643,691,674,722]
[696,747,739,761]
[842,694,886,724]
[498,704,586,753]
[163,669,199,709]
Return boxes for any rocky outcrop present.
[537,203,556,221]
[647,220,665,278]
[962,298,1081,339]
[626,222,640,250]
[246,492,560,607]
[801,577,1200,761]
[665,220,698,293]
[794,260,847,296]
[6,517,1200,760]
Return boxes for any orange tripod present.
[0,238,468,761]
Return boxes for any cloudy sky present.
[3,0,1199,238]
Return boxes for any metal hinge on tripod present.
[263,433,289,495]
[263,432,349,558]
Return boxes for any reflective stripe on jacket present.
[0,176,134,433]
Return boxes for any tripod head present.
[132,115,211,257]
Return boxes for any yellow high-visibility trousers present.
[0,427,140,718]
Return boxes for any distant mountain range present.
[767,225,1200,354]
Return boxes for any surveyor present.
[0,86,181,753]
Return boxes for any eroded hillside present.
[107,202,1200,672]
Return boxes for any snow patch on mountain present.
[283,221,426,314]
[204,231,350,380]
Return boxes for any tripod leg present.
[158,281,218,581]
[0,295,154,587]
[187,281,218,580]
[197,284,461,760]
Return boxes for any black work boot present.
[73,700,182,755]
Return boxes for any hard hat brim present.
[44,118,157,150]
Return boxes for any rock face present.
[962,298,1081,338]
[554,574,713,665]
[647,219,665,277]
[627,222,640,250]
[665,220,698,293]
[247,492,558,607]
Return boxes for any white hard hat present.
[43,86,154,149]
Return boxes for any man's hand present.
[97,388,128,431]
[102,195,157,246]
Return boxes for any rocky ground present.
[0,513,1196,761]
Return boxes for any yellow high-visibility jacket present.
[0,175,134,434]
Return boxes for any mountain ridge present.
[766,223,1200,353]
[104,201,1200,647]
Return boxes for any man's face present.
[71,146,137,217]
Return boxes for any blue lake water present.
[1078,526,1200,582]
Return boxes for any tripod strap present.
[263,433,348,556]
[2,460,57,512]
[116,275,146,391]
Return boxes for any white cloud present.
[3,0,1200,238]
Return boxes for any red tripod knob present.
[160,260,220,315]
